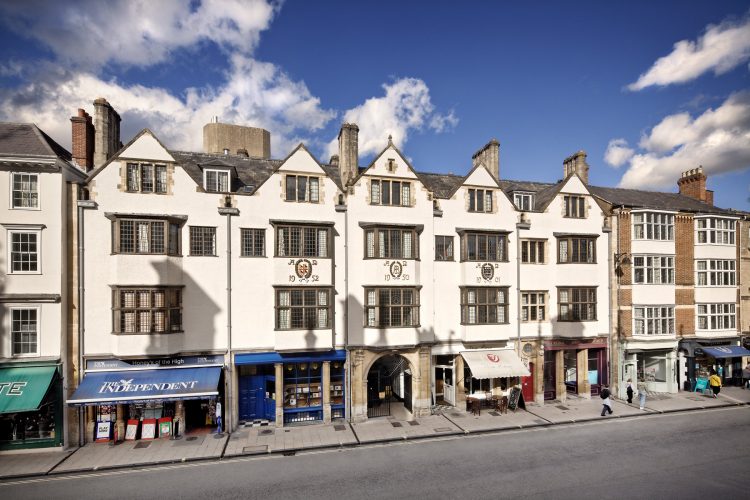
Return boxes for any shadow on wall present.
[148,258,221,356]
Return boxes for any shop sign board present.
[95,421,111,442]
[141,419,156,440]
[125,420,139,441]
[87,355,224,371]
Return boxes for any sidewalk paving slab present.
[527,397,651,424]
[0,449,72,479]
[51,433,228,474]
[441,406,549,433]
[351,415,462,444]
[223,421,358,457]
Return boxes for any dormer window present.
[468,189,492,213]
[204,169,229,192]
[514,192,533,211]
[371,179,411,207]
[285,175,320,203]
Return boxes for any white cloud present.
[603,138,634,168]
[616,91,750,189]
[0,56,335,155]
[325,78,458,159]
[628,14,750,91]
[0,0,280,68]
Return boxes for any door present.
[543,350,556,400]
[522,362,534,402]
[443,368,455,405]
[239,375,274,422]
[263,376,276,421]
[238,376,254,422]
[403,370,413,413]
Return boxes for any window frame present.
[189,226,217,256]
[435,235,454,261]
[696,259,736,287]
[369,179,412,207]
[126,163,168,194]
[514,192,534,211]
[697,303,736,331]
[468,188,493,213]
[364,287,420,328]
[275,287,332,330]
[460,232,508,262]
[365,227,419,260]
[633,305,675,336]
[557,287,597,322]
[7,228,41,274]
[113,218,182,256]
[521,291,547,322]
[521,239,546,264]
[10,172,40,209]
[10,306,40,357]
[203,168,230,193]
[285,175,320,203]
[459,287,509,325]
[632,255,675,284]
[563,195,586,218]
[275,224,331,258]
[696,217,736,245]
[240,228,266,257]
[632,212,675,241]
[112,286,183,334]
[556,236,596,264]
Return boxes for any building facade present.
[0,123,87,449]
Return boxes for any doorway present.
[238,364,276,422]
[543,351,556,400]
[435,365,455,406]
[522,362,534,402]
[367,355,412,419]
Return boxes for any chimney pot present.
[471,139,500,179]
[677,166,710,204]
[338,123,359,186]
[563,150,589,184]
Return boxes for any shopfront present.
[69,356,224,442]
[0,364,63,450]
[460,349,529,400]
[679,340,750,389]
[234,350,346,426]
[543,338,608,400]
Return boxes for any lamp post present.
[219,200,239,434]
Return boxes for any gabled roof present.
[0,122,72,160]
[588,185,732,215]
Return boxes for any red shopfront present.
[543,338,608,400]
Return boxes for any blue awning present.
[67,367,221,406]
[700,345,750,358]
[235,350,346,365]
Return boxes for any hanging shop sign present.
[86,355,224,372]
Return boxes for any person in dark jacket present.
[600,385,613,416]
[626,378,634,404]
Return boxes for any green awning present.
[0,366,56,414]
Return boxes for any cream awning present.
[461,349,530,379]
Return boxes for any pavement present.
[2,386,749,480]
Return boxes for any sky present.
[0,0,749,209]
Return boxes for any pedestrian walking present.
[626,378,634,404]
[600,385,613,416]
[637,378,647,410]
[709,370,722,398]
[215,400,223,433]
[743,364,750,390]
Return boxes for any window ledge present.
[112,331,184,336]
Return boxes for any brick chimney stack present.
[70,108,94,171]
[677,166,712,205]
[338,123,359,186]
[472,139,500,179]
[563,150,589,184]
[93,97,121,167]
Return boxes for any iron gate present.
[367,379,392,418]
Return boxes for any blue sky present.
[1,1,749,208]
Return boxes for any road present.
[3,406,749,499]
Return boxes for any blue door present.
[239,375,275,422]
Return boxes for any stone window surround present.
[3,223,44,275]
[9,305,40,357]
[10,172,40,210]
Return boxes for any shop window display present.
[284,362,323,423]
[330,361,345,419]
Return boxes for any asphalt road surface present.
[3,406,749,499]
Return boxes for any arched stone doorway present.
[366,354,413,419]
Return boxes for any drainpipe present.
[516,215,531,356]
[335,195,350,422]
[605,210,614,393]
[219,203,239,433]
[77,195,97,446]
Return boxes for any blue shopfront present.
[235,351,346,425]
